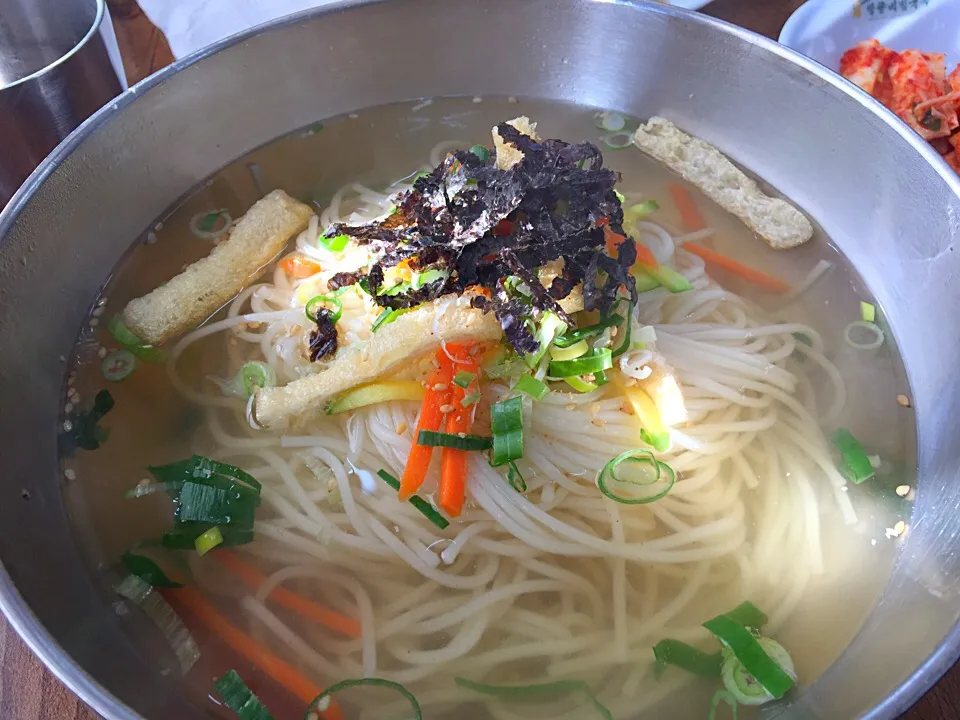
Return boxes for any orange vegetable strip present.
[277,255,322,278]
[438,354,479,518]
[669,183,706,232]
[683,243,792,294]
[213,551,361,638]
[163,586,343,719]
[604,225,659,269]
[398,351,455,501]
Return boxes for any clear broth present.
[61,97,915,719]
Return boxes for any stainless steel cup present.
[0,0,124,208]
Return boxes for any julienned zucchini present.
[326,381,425,414]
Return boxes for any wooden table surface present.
[2,0,958,717]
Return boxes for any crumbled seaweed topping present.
[325,123,637,354]
[308,310,338,361]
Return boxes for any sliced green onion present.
[594,370,609,386]
[114,574,199,673]
[553,314,623,348]
[108,316,167,362]
[125,481,180,499]
[190,209,232,239]
[148,455,262,493]
[305,294,343,323]
[642,264,692,293]
[320,233,349,252]
[843,320,884,350]
[490,396,524,466]
[461,389,482,407]
[326,381,424,414]
[507,461,527,492]
[635,325,657,346]
[600,112,627,132]
[162,525,254,550]
[305,678,421,720]
[514,375,549,401]
[633,269,662,293]
[832,428,875,484]
[627,200,660,218]
[611,301,634,359]
[721,637,795,706]
[454,371,477,389]
[371,306,411,332]
[548,348,613,378]
[215,669,275,720]
[603,132,633,149]
[469,144,490,162]
[102,349,137,382]
[708,689,740,720]
[121,552,185,589]
[175,475,259,526]
[652,639,722,678]
[195,526,224,556]
[455,677,612,720]
[723,601,768,629]
[411,268,449,290]
[524,312,567,369]
[229,361,276,398]
[614,189,626,203]
[550,339,589,361]
[703,615,794,700]
[597,449,675,504]
[564,375,599,393]
[860,301,876,323]
[376,470,449,530]
[418,430,491,451]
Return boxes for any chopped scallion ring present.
[507,461,527,492]
[514,375,549,401]
[231,361,276,398]
[305,678,421,720]
[305,294,343,323]
[114,574,199,673]
[371,306,411,332]
[843,320,884,350]
[550,339,589,361]
[490,396,524,466]
[652,639,722,678]
[627,200,660,218]
[703,615,794,701]
[461,390,481,407]
[708,689,740,720]
[102,349,137,382]
[596,449,676,504]
[195,526,224,556]
[453,371,478,388]
[832,428,875,484]
[121,552,185,589]
[721,636,795,706]
[860,301,876,323]
[189,209,232,239]
[319,233,349,252]
[548,348,613,378]
[108,316,167,362]
[564,375,600,393]
[603,132,633,149]
[215,669,275,720]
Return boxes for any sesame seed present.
[896,394,911,408]
[396,422,408,435]
[71,393,81,404]
[89,318,99,327]
[610,326,618,338]
[621,400,634,415]
[248,321,261,329]
[92,306,104,317]
[62,420,73,432]
[591,418,606,428]
[589,402,602,417]
[893,520,906,536]
[63,469,76,481]
[469,345,482,356]
[439,404,455,414]
[624,377,638,387]
[98,347,107,359]
[64,403,73,413]
[565,403,577,411]
[433,383,449,392]
[457,432,467,438]
[896,485,911,497]
[472,96,482,103]
[508,96,518,103]
[583,374,595,382]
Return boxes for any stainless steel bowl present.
[1,1,959,717]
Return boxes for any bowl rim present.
[2,1,959,718]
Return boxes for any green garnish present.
[305,294,343,323]
[305,678,421,720]
[469,144,490,162]
[548,348,613,378]
[215,669,275,720]
[121,552,184,589]
[703,615,794,700]
[453,371,477,389]
[376,470,449,529]
[194,526,224,556]
[596,449,675,504]
[108,316,167,363]
[507,461,527,492]
[371,307,411,332]
[461,389,482,407]
[832,428,875,484]
[860,300,876,323]
[708,689,740,720]
[627,199,660,218]
[652,639,721,678]
[514,375,549,401]
[524,312,567,369]
[455,677,612,720]
[101,349,137,382]
[490,396,524,466]
[417,430,491,451]
[320,233,349,252]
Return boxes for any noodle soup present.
[60,97,914,719]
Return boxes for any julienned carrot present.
[162,586,343,720]
[669,183,706,232]
[213,551,361,638]
[604,223,659,269]
[398,350,455,501]
[683,243,792,294]
[438,352,479,518]
[277,255,322,278]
